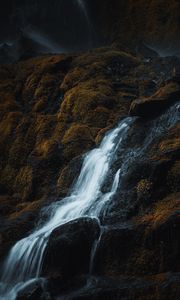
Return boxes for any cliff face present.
[0,43,180,299]
[93,0,180,54]
[1,0,180,57]
[0,0,95,53]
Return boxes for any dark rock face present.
[57,155,83,196]
[0,0,96,54]
[1,0,180,58]
[16,278,47,300]
[129,82,180,117]
[144,209,180,274]
[42,217,100,280]
[0,207,41,260]
[0,33,52,65]
[93,223,137,276]
[93,0,180,55]
[48,273,180,300]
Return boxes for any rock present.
[94,0,180,55]
[16,278,48,300]
[42,217,100,280]
[0,201,43,260]
[62,124,95,161]
[129,82,180,117]
[57,155,83,195]
[127,193,180,276]
[145,208,180,273]
[93,223,138,276]
[172,66,180,83]
[56,273,180,300]
[92,195,180,278]
[136,42,159,58]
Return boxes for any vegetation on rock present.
[0,43,179,299]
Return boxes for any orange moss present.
[62,123,95,161]
[13,166,33,201]
[158,137,180,153]
[73,48,139,69]
[0,111,23,139]
[135,193,180,228]
[9,199,44,220]
[0,164,18,192]
[62,123,94,144]
[136,179,153,200]
[60,67,85,91]
[59,79,115,124]
[84,106,110,128]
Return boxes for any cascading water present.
[0,102,179,300]
[77,0,89,22]
[0,117,133,300]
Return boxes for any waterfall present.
[0,117,133,300]
[0,102,179,300]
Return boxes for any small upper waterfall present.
[0,117,133,300]
[77,0,89,21]
[76,0,93,47]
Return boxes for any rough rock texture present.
[130,81,180,117]
[42,218,100,279]
[93,0,180,55]
[0,45,180,299]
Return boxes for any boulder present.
[42,217,100,280]
[129,82,180,117]
[93,223,138,276]
[16,278,48,300]
[57,155,83,195]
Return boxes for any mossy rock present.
[62,124,95,161]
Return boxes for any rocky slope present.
[0,44,180,299]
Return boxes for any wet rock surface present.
[0,45,179,299]
[130,81,180,117]
[42,217,100,280]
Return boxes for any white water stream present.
[0,102,179,300]
[0,117,133,300]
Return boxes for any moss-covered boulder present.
[129,82,180,117]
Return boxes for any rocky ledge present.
[0,44,180,299]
